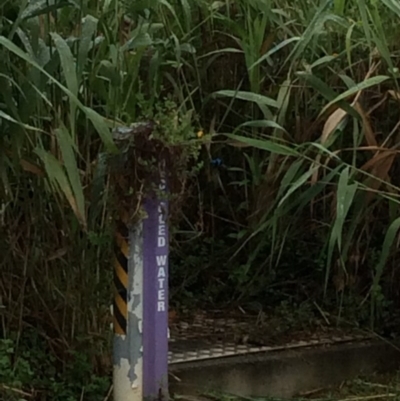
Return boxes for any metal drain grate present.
[168,313,373,365]
[168,334,372,364]
[169,341,271,364]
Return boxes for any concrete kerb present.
[169,339,400,398]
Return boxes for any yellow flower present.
[197,130,204,138]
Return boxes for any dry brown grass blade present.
[260,32,275,56]
[0,385,33,398]
[315,62,378,127]
[337,394,397,401]
[361,150,396,200]
[4,150,45,176]
[388,89,400,100]
[46,247,68,261]
[321,62,378,144]
[62,186,85,227]
[354,102,377,148]
[320,107,348,145]
[20,159,44,176]
[361,149,398,172]
[311,107,347,185]
[227,140,252,148]
[103,385,113,401]
[321,109,347,145]
[311,154,322,186]
[318,66,376,147]
[312,63,379,186]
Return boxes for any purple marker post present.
[142,167,169,400]
[111,123,170,401]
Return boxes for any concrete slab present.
[169,339,400,398]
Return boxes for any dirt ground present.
[175,371,400,401]
[299,372,400,401]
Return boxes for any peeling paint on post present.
[111,122,169,401]
[113,223,144,401]
[143,168,169,400]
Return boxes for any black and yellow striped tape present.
[113,222,129,335]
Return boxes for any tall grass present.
[0,0,199,381]
[2,0,400,396]
[211,0,400,327]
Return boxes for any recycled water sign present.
[142,170,169,399]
